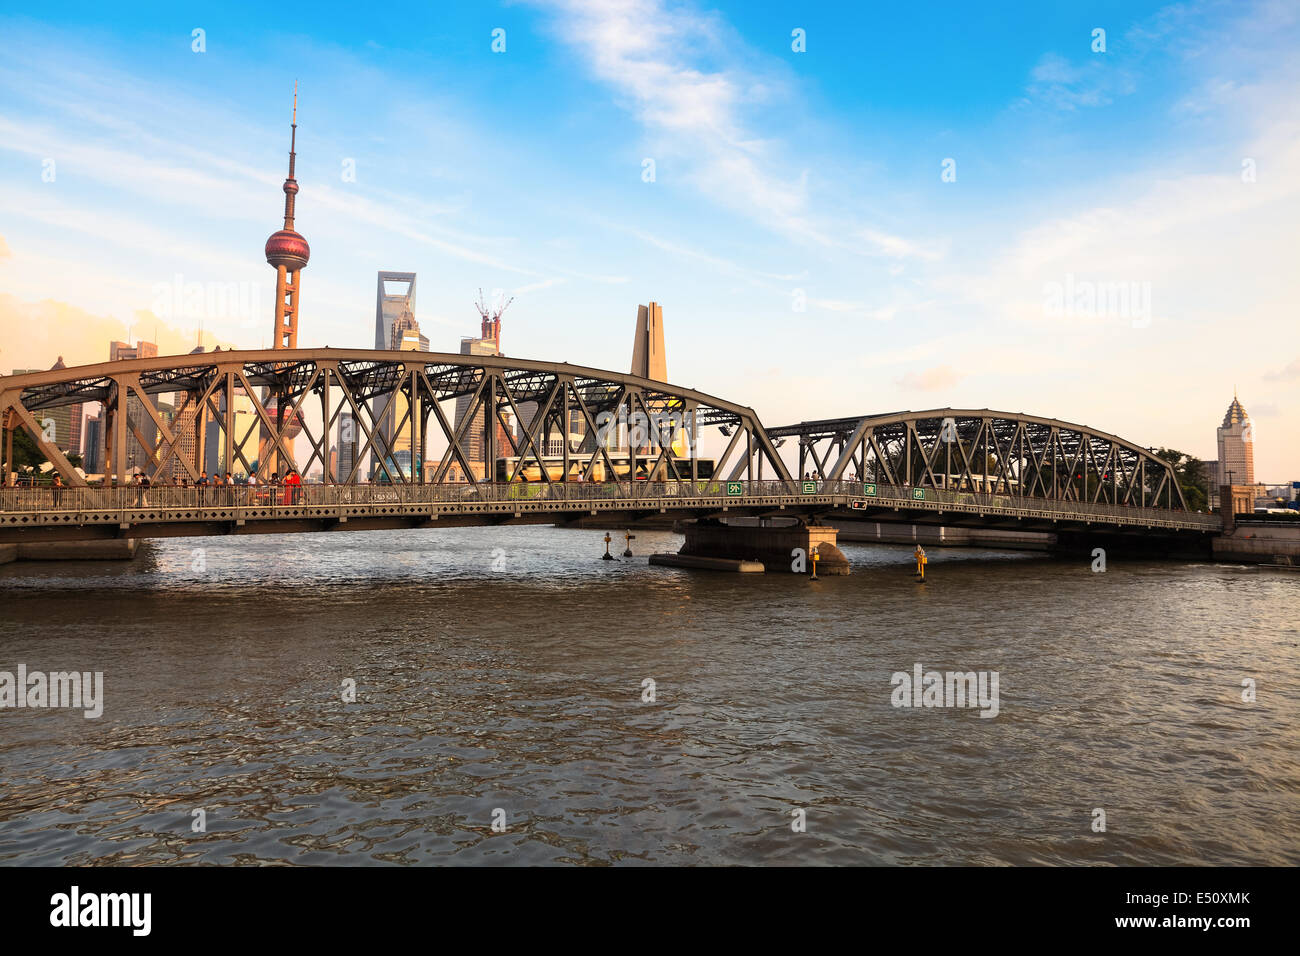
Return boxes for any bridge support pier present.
[2,539,138,562]
[663,517,850,574]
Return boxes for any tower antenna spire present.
[289,81,297,181]
[282,83,299,230]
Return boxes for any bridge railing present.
[0,477,1219,528]
[0,480,746,511]
[838,480,1220,528]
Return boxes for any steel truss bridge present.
[0,350,1220,544]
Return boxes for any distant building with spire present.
[377,303,429,478]
[1216,390,1255,487]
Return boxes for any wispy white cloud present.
[512,277,568,296]
[1019,53,1137,111]
[809,298,898,322]
[1264,357,1300,381]
[533,0,936,261]
[855,228,945,262]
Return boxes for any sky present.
[0,0,1297,477]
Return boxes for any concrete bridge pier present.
[656,517,850,574]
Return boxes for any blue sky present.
[1,0,1297,476]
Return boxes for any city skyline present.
[0,1,1297,477]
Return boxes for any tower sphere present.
[265,229,310,270]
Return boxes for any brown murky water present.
[1,527,1297,865]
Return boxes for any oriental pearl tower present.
[265,85,310,350]
[258,86,308,480]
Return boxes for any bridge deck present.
[0,480,1222,543]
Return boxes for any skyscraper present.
[265,86,310,351]
[11,357,82,458]
[84,414,103,474]
[337,410,357,481]
[109,340,158,362]
[378,307,429,477]
[388,305,428,351]
[48,358,83,459]
[1217,392,1255,486]
[365,272,420,479]
[108,340,159,475]
[170,342,210,480]
[201,384,257,476]
[454,293,514,480]
[375,273,417,350]
[454,336,508,478]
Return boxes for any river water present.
[1,527,1297,866]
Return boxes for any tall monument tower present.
[627,301,691,464]
[265,86,310,350]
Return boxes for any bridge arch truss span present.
[768,408,1190,511]
[0,348,792,488]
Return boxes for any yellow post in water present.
[810,545,820,581]
[914,544,927,581]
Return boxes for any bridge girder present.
[0,348,792,487]
[768,408,1190,511]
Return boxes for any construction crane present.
[475,288,513,349]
